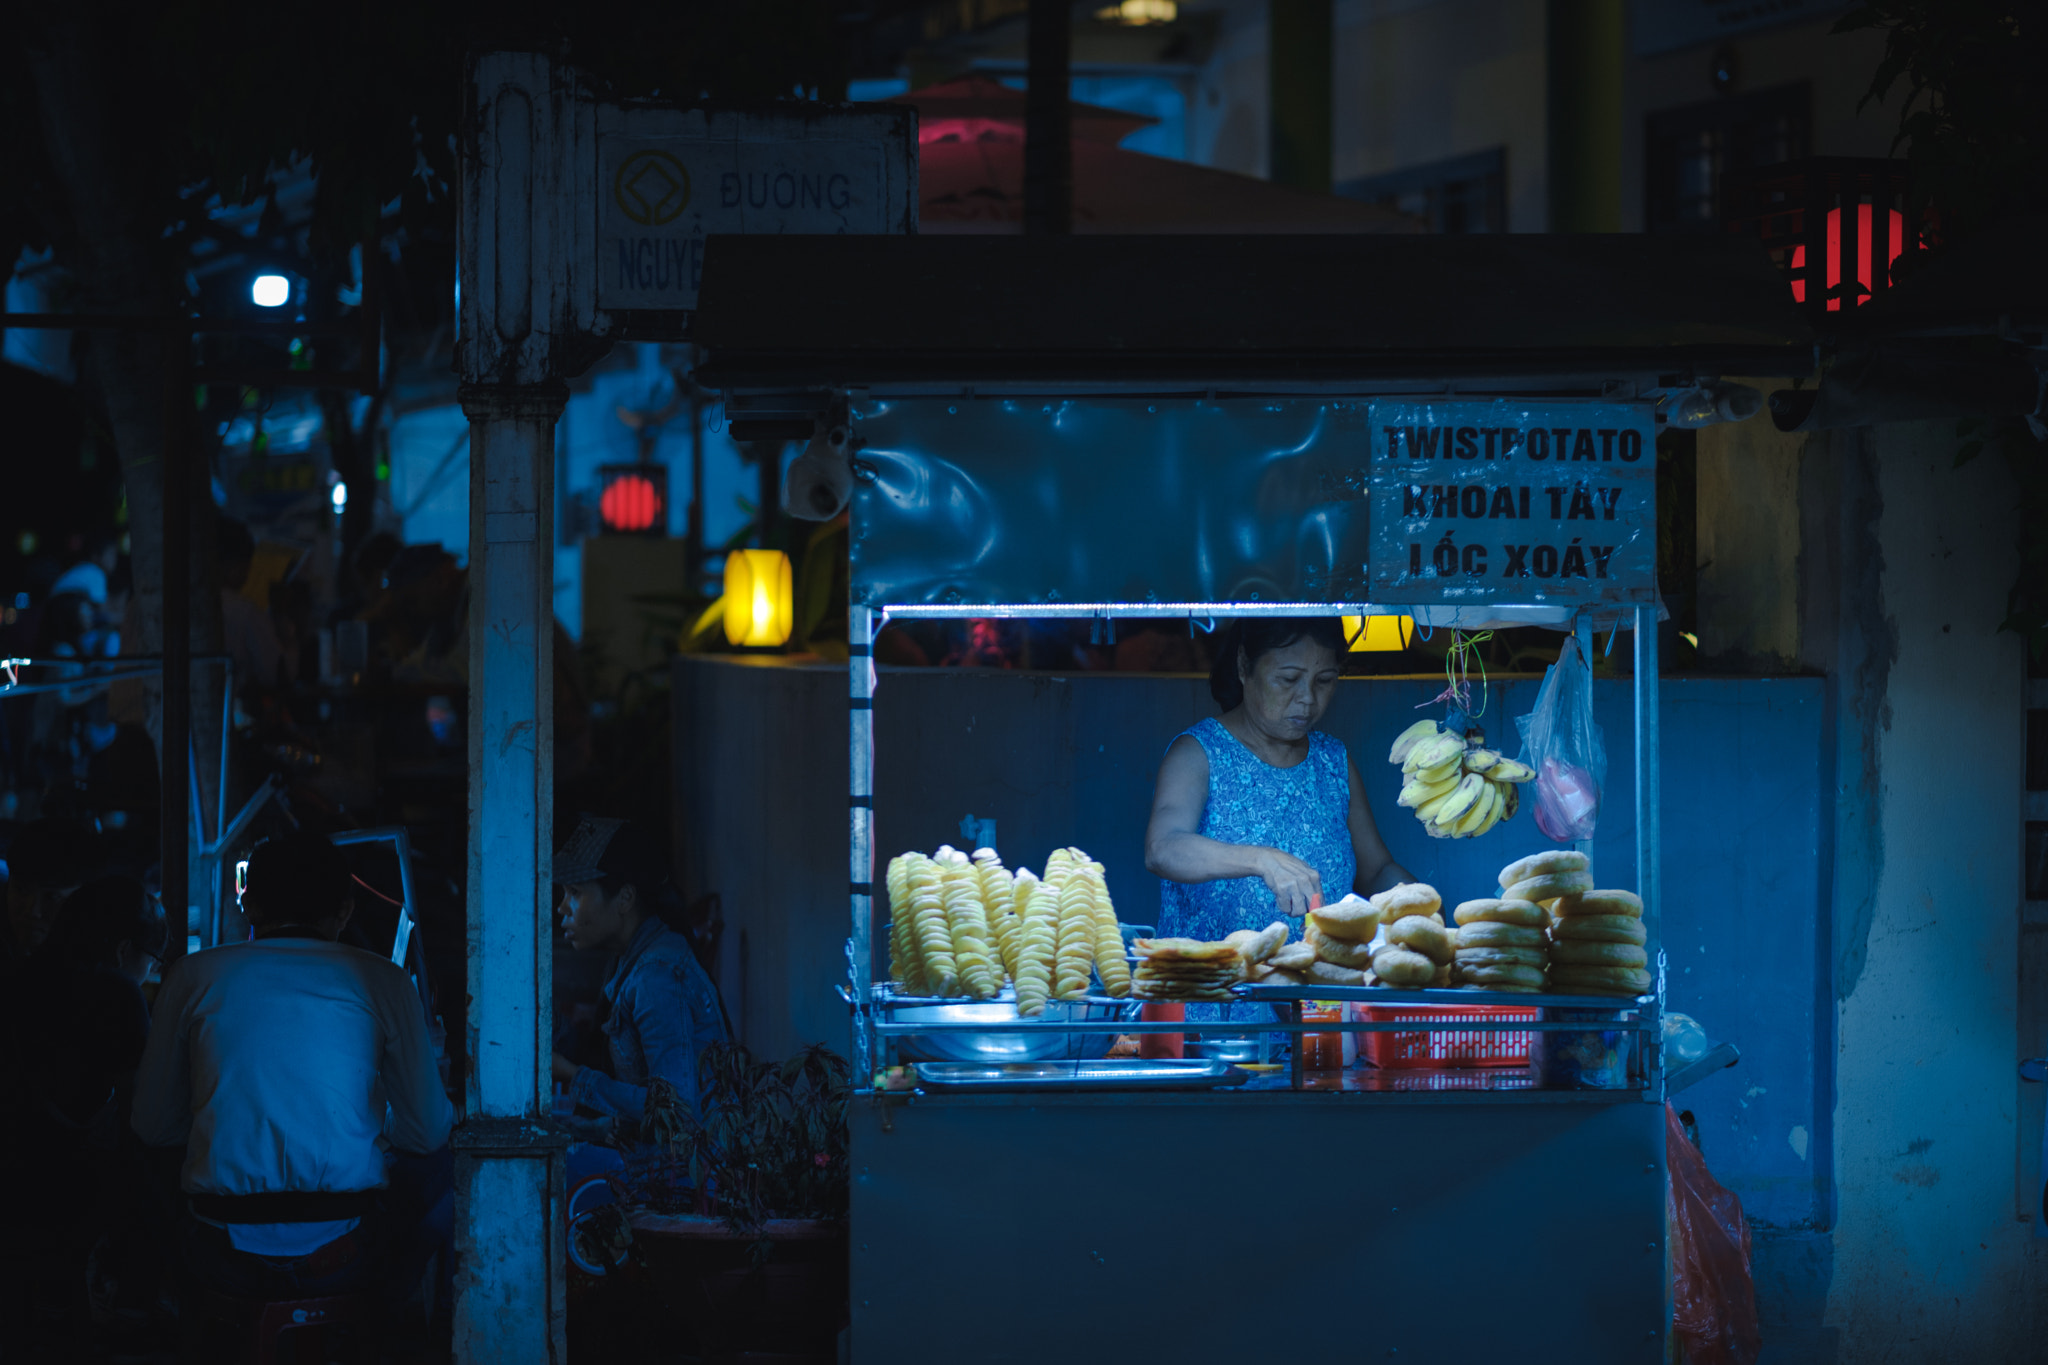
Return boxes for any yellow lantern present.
[723,549,794,647]
[1341,614,1415,652]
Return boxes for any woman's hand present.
[551,1052,582,1086]
[1255,848,1323,919]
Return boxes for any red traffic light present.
[598,465,666,535]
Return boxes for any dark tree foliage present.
[1835,1,2048,251]
[5,1,853,283]
[1837,3,2048,660]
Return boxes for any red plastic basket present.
[1354,1003,1539,1069]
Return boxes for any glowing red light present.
[600,473,660,533]
[1789,204,1905,312]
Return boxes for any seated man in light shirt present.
[132,830,454,1302]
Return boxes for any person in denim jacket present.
[550,817,728,1125]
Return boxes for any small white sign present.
[596,112,914,313]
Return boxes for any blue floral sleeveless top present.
[1158,717,1357,942]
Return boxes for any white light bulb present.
[252,274,291,308]
[331,482,348,512]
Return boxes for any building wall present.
[1332,0,1549,231]
[1187,0,1273,177]
[1620,15,1895,234]
[1821,420,2046,1359]
[1695,379,1811,670]
[1184,0,1892,233]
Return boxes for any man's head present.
[4,817,104,953]
[554,816,668,954]
[241,830,354,939]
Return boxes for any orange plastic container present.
[1355,1003,1540,1069]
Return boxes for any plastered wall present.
[1821,420,2046,1358]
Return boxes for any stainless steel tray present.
[882,990,1141,1064]
[914,1059,1247,1091]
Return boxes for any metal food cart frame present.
[847,598,1663,1098]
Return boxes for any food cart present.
[692,232,1811,1362]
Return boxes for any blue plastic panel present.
[848,398,1375,607]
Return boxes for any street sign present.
[1368,400,1657,607]
[596,109,917,313]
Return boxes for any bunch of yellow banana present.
[1386,719,1536,840]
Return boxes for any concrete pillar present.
[453,50,579,1364]
[1545,0,1623,232]
[454,384,568,1363]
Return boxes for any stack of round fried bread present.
[1356,883,1449,988]
[1495,849,1595,917]
[1546,888,1650,997]
[1130,937,1247,1002]
[1450,897,1549,992]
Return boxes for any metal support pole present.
[1633,603,1662,1104]
[1573,613,1596,877]
[454,382,570,1363]
[850,604,876,1079]
[161,333,191,958]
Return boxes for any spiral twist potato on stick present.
[885,853,929,994]
[1081,867,1130,998]
[907,857,958,997]
[972,848,1021,981]
[1012,870,1058,1015]
[941,860,1000,999]
[1053,877,1098,1000]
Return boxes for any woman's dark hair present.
[42,875,165,967]
[1207,617,1347,710]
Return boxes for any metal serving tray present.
[882,990,1142,1064]
[914,1060,1247,1091]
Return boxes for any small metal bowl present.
[889,994,1143,1064]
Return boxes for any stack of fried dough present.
[1450,894,1549,993]
[1359,884,1454,988]
[1546,886,1650,997]
[1225,921,1291,980]
[1129,937,1246,1002]
[1487,849,1652,997]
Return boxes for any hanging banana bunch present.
[1388,719,1534,839]
[1385,631,1532,839]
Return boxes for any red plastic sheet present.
[1667,1102,1761,1365]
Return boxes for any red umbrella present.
[893,77,1419,235]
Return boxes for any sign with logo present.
[1367,401,1657,607]
[596,108,916,313]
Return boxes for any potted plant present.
[571,1042,851,1363]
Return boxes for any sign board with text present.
[1368,400,1657,607]
[595,107,917,313]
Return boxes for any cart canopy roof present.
[693,234,1813,393]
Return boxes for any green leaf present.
[686,595,726,643]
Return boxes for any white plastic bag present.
[1515,636,1607,842]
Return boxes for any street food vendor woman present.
[1145,617,1416,943]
